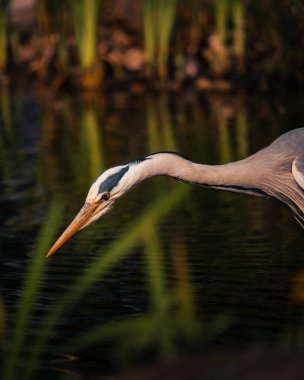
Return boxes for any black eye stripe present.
[99,166,129,193]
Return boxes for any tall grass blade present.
[218,111,232,164]
[81,104,104,181]
[157,0,178,80]
[232,0,245,74]
[170,237,198,338]
[144,0,156,77]
[236,103,248,159]
[0,297,5,343]
[3,198,64,380]
[144,0,178,81]
[215,0,228,46]
[147,98,160,150]
[72,0,99,76]
[159,96,176,151]
[0,87,13,182]
[144,227,174,357]
[23,185,189,379]
[0,1,8,72]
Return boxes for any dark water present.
[1,87,304,379]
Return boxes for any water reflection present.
[3,198,64,380]
[0,297,5,343]
[0,86,304,379]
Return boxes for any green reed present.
[214,0,246,75]
[57,2,72,76]
[0,87,14,186]
[213,97,249,164]
[144,0,179,81]
[232,0,245,74]
[0,0,303,86]
[65,234,193,360]
[187,0,205,53]
[35,0,101,85]
[65,226,230,362]
[80,104,105,183]
[218,111,232,164]
[146,96,177,152]
[0,86,12,135]
[236,103,248,159]
[23,185,189,380]
[0,1,9,73]
[144,227,175,358]
[215,0,229,47]
[3,198,64,380]
[72,221,177,363]
[49,0,72,76]
[0,297,5,343]
[72,0,99,75]
[170,237,197,339]
[144,96,177,357]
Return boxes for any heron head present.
[47,159,148,257]
[47,152,184,257]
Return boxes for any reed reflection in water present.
[0,88,304,379]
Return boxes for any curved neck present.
[138,153,264,196]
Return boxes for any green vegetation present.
[0,298,5,343]
[144,0,179,81]
[73,0,98,70]
[3,199,64,380]
[232,0,245,74]
[0,0,302,89]
[72,0,102,87]
[0,89,260,379]
[215,0,228,47]
[1,82,304,379]
[0,0,9,73]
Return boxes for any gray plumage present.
[150,128,304,225]
[100,128,304,225]
[208,127,304,224]
[47,128,304,257]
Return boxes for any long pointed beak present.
[47,202,100,257]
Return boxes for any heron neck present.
[144,153,261,195]
[172,161,250,188]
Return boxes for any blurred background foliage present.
[1,83,304,379]
[0,0,303,90]
[1,1,304,379]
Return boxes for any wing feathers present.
[292,155,304,191]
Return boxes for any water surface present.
[0,87,304,379]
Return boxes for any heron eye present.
[101,192,110,201]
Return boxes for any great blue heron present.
[47,128,304,257]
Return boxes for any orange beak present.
[47,202,102,257]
